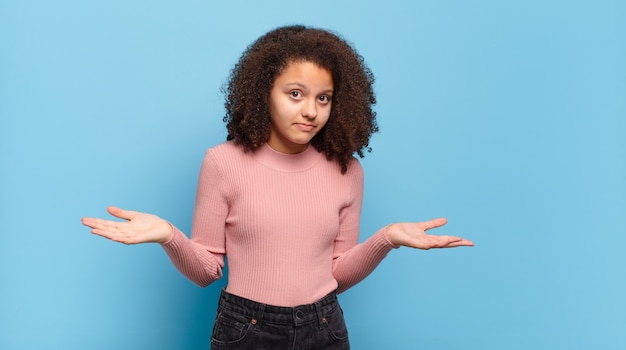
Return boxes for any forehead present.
[274,60,333,85]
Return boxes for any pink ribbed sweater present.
[161,141,395,307]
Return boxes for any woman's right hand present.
[81,206,173,244]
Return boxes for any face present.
[268,60,334,154]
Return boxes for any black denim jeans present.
[210,289,350,350]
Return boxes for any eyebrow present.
[283,82,334,94]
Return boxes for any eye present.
[289,90,302,99]
[318,95,331,104]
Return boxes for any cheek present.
[270,99,295,121]
[268,93,285,118]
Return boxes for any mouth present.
[295,123,315,132]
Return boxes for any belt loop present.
[314,301,324,330]
[218,288,227,309]
[253,302,265,325]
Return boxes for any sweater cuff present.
[160,224,186,250]
[379,225,401,249]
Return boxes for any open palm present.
[81,206,173,245]
[385,218,474,249]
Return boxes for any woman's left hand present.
[385,218,474,249]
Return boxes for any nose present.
[301,98,317,119]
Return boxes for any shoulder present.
[206,140,245,157]
[317,155,364,190]
[318,155,364,180]
[198,141,253,178]
[343,157,365,194]
[345,157,364,179]
[204,141,251,164]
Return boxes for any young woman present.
[82,25,473,350]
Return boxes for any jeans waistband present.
[217,289,339,326]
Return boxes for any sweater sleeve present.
[331,161,398,293]
[160,150,228,287]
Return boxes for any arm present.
[331,162,474,293]
[160,150,229,286]
[331,162,393,293]
[81,150,229,287]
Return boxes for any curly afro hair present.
[222,25,378,174]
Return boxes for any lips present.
[295,123,314,132]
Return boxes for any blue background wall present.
[1,0,625,349]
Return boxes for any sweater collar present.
[255,143,322,172]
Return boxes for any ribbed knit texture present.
[161,141,395,307]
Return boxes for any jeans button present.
[295,310,304,319]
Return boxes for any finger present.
[427,235,467,248]
[81,217,96,228]
[440,235,463,243]
[81,215,143,245]
[87,220,140,244]
[90,228,136,245]
[427,235,461,248]
[81,217,110,229]
[419,217,448,231]
[81,217,125,232]
[439,237,474,248]
[106,206,137,221]
[449,238,474,247]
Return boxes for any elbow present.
[192,270,223,288]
